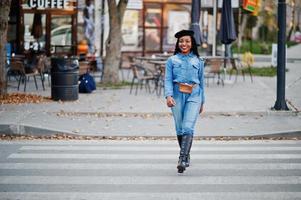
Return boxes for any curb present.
[0,124,73,136]
[1,124,300,140]
[49,110,300,118]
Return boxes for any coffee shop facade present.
[8,0,78,56]
[7,0,238,58]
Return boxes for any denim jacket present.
[164,52,205,104]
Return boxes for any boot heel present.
[177,161,186,173]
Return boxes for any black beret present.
[174,29,194,38]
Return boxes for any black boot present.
[177,135,192,167]
[185,135,193,167]
[177,134,193,173]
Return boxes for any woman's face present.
[178,36,192,55]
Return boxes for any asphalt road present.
[0,139,301,200]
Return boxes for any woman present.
[164,30,205,173]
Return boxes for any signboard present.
[127,0,143,10]
[243,0,257,12]
[27,0,71,9]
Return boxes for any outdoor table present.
[134,56,167,62]
[154,53,172,58]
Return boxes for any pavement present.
[1,45,301,138]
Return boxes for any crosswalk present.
[0,140,301,200]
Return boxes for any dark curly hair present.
[174,35,199,57]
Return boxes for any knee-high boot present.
[177,135,192,167]
[177,134,193,173]
[177,135,182,148]
[185,135,193,167]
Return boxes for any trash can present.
[51,57,79,101]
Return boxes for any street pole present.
[100,0,105,58]
[212,0,217,56]
[274,0,289,110]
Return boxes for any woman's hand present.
[199,104,204,114]
[166,96,176,107]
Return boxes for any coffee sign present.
[28,0,71,9]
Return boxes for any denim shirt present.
[164,52,205,104]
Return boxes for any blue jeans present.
[171,83,202,136]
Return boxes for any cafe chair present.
[79,61,91,75]
[204,58,224,86]
[38,54,51,86]
[228,58,239,82]
[130,63,155,95]
[9,59,44,92]
[239,57,253,83]
[35,54,50,87]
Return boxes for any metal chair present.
[130,63,155,95]
[204,58,224,86]
[8,59,44,92]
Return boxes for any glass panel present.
[122,10,140,51]
[145,8,161,27]
[23,13,46,51]
[167,10,190,45]
[51,15,72,53]
[145,28,160,51]
[144,4,162,52]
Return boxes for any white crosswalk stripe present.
[0,140,301,200]
[8,153,301,159]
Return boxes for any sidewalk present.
[1,46,301,138]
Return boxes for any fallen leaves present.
[52,111,172,119]
[0,93,51,105]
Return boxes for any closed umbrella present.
[31,13,43,52]
[190,0,202,46]
[219,0,237,74]
[31,13,43,40]
[219,0,237,45]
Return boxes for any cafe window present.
[122,10,141,51]
[163,4,190,52]
[23,13,46,51]
[17,0,77,55]
[50,15,73,54]
[139,2,191,55]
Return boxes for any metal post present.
[100,0,105,58]
[212,0,217,56]
[273,0,289,110]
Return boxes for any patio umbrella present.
[219,0,237,45]
[219,0,237,73]
[31,13,43,40]
[190,0,202,46]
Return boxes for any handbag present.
[178,83,194,94]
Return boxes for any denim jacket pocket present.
[172,63,182,76]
